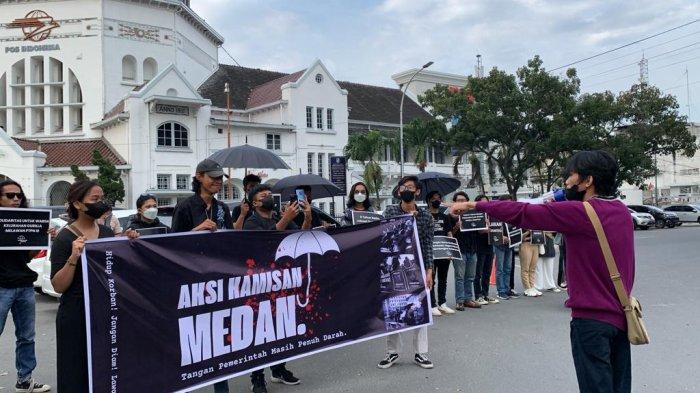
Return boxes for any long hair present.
[67,180,100,220]
[191,175,202,195]
[0,180,28,208]
[347,181,371,209]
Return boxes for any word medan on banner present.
[82,215,430,392]
[0,208,51,250]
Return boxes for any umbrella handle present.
[296,253,311,308]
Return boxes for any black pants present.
[509,251,516,291]
[558,239,567,286]
[473,252,493,298]
[56,297,88,393]
[251,363,286,379]
[430,259,451,306]
[570,318,631,393]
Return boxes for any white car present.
[628,208,654,230]
[664,204,700,223]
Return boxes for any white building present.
[645,123,700,205]
[0,0,439,215]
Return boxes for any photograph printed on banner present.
[382,292,428,331]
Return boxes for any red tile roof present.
[246,70,305,109]
[12,138,126,167]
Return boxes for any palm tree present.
[344,130,387,201]
[403,119,448,172]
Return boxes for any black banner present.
[351,210,382,225]
[460,211,487,232]
[530,230,545,245]
[82,215,431,392]
[0,208,51,250]
[432,236,462,260]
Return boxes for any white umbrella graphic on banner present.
[275,231,340,307]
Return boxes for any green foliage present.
[92,150,125,205]
[402,118,448,172]
[70,165,90,182]
[344,130,388,200]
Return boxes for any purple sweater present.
[477,198,635,331]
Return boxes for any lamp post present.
[224,82,233,201]
[399,61,433,179]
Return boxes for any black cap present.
[196,159,227,178]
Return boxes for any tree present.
[402,118,448,172]
[70,165,90,182]
[92,150,125,205]
[344,130,387,201]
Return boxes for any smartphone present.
[295,188,306,203]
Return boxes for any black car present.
[627,205,680,228]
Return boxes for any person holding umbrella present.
[293,185,333,228]
[244,183,309,393]
[232,174,261,230]
[342,181,374,226]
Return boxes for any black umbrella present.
[392,171,461,199]
[272,174,344,200]
[208,144,291,169]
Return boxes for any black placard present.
[134,227,169,236]
[329,156,347,191]
[530,230,545,245]
[351,210,383,225]
[489,221,504,246]
[460,211,488,232]
[432,236,462,260]
[505,224,522,248]
[0,208,51,250]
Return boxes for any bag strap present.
[583,202,631,309]
[65,223,84,238]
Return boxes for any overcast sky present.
[191,0,700,121]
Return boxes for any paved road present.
[2,225,699,392]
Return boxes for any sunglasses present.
[2,192,24,200]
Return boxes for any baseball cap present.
[196,159,227,178]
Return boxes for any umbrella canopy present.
[272,174,344,200]
[391,171,461,200]
[208,144,291,169]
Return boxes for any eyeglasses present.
[1,192,24,200]
[398,186,416,192]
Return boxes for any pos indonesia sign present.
[82,215,431,392]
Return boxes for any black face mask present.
[84,201,111,219]
[565,183,587,201]
[260,196,275,211]
[430,200,441,208]
[400,190,416,203]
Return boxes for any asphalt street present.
[1,225,698,392]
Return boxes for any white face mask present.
[354,192,366,203]
[142,207,158,220]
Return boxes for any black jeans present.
[509,251,516,291]
[473,252,493,298]
[558,239,567,286]
[430,259,451,306]
[570,318,631,393]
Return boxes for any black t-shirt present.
[475,231,492,255]
[0,250,37,288]
[293,208,323,228]
[171,194,233,233]
[231,203,253,224]
[430,209,454,237]
[455,229,478,254]
[243,212,298,231]
[50,224,114,302]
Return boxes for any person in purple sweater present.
[451,150,633,393]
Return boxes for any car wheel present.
[667,221,676,228]
[655,219,666,229]
[641,226,649,230]
[633,221,639,230]
[697,217,700,224]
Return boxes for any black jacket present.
[125,214,170,232]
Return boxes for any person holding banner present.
[535,232,562,293]
[232,174,261,230]
[473,195,498,305]
[450,151,635,393]
[341,181,374,226]
[450,192,482,310]
[50,180,138,393]
[125,193,170,233]
[519,230,542,297]
[378,175,434,370]
[0,180,51,392]
[426,191,456,316]
[493,195,514,301]
[244,183,307,393]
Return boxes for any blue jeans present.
[494,245,513,297]
[0,286,37,382]
[453,252,477,303]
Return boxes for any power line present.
[550,19,700,72]
[585,41,700,79]
[582,53,700,89]
[220,45,241,67]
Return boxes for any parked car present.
[628,205,680,228]
[628,208,654,230]
[664,204,700,223]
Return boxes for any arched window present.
[221,181,240,201]
[143,58,158,82]
[157,122,189,148]
[122,55,137,81]
[48,180,71,206]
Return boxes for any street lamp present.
[224,82,233,200]
[399,61,433,179]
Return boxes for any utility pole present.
[638,54,649,85]
[224,82,233,200]
[686,67,692,118]
[654,153,659,206]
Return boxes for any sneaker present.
[496,294,510,300]
[251,374,267,393]
[431,306,443,316]
[551,287,562,293]
[535,290,543,296]
[414,353,434,369]
[485,296,500,304]
[508,290,521,298]
[455,303,465,311]
[270,368,300,385]
[524,288,538,297]
[438,303,456,314]
[476,297,488,306]
[15,379,51,392]
[560,281,567,288]
[378,353,399,369]
[464,300,482,309]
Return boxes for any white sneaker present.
[476,297,489,306]
[551,287,562,293]
[438,303,456,314]
[431,307,443,316]
[535,289,543,296]
[524,288,538,297]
